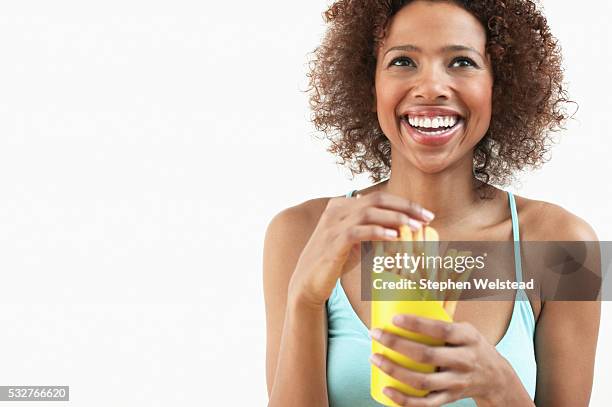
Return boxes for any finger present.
[346,206,422,230]
[337,225,400,249]
[382,386,459,407]
[370,329,474,370]
[392,314,480,346]
[370,354,467,391]
[357,191,435,223]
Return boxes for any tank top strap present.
[508,190,521,242]
[507,191,526,287]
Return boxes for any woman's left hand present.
[369,313,514,407]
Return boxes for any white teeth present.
[415,127,450,136]
[405,115,459,129]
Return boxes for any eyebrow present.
[385,44,484,59]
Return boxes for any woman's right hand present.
[287,191,435,308]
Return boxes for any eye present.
[389,56,416,67]
[450,57,478,68]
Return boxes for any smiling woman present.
[263,1,600,407]
[375,2,494,173]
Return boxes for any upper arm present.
[533,207,601,406]
[262,202,327,397]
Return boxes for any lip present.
[400,116,464,147]
[399,106,464,118]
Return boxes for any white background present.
[0,0,610,406]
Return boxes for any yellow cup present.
[370,299,452,405]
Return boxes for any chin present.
[409,157,453,174]
[394,147,455,174]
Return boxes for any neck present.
[383,151,489,226]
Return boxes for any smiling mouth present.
[400,115,463,136]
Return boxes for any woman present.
[264,0,600,406]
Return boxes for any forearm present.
[476,360,534,407]
[268,297,329,407]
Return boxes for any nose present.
[410,63,452,101]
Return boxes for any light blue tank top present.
[326,190,537,406]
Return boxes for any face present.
[374,0,493,174]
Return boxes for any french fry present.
[442,250,476,318]
[442,248,458,305]
[398,225,414,278]
[397,224,439,300]
[422,227,440,300]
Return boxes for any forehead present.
[382,1,487,51]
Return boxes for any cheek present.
[462,80,493,129]
[375,81,404,128]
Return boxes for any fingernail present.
[408,219,422,231]
[392,314,405,325]
[369,354,382,367]
[369,328,382,340]
[383,387,393,397]
[422,209,435,222]
[384,228,398,238]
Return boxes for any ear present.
[485,51,494,86]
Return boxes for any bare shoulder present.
[265,196,332,250]
[262,195,337,287]
[513,194,599,241]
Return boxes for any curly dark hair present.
[306,0,574,186]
